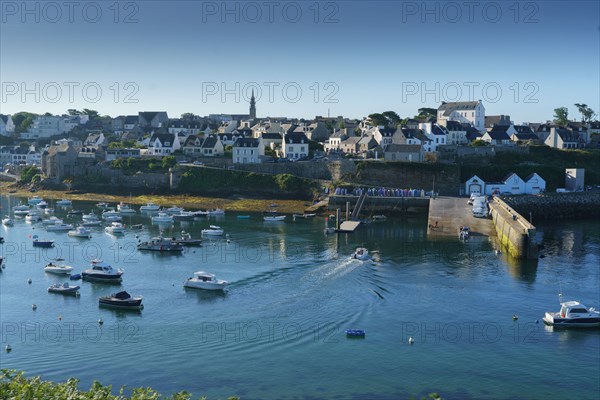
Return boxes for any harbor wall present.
[502,192,600,220]
[328,195,430,214]
[489,197,538,260]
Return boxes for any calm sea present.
[1,196,598,399]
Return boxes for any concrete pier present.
[427,196,495,238]
[489,197,538,260]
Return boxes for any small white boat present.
[208,208,225,216]
[2,216,13,226]
[137,236,183,252]
[28,196,43,205]
[264,215,286,221]
[56,199,72,206]
[352,247,370,261]
[102,210,121,219]
[25,211,43,222]
[36,200,48,209]
[96,202,110,209]
[151,212,174,224]
[42,216,63,226]
[14,209,30,216]
[48,282,80,295]
[105,222,126,235]
[173,211,196,221]
[44,262,74,275]
[543,299,600,328]
[104,215,122,222]
[46,221,75,232]
[68,226,92,238]
[201,225,224,236]
[140,202,160,212]
[13,203,30,212]
[117,202,136,214]
[44,208,54,214]
[372,215,387,222]
[82,212,99,222]
[82,220,102,227]
[184,271,228,291]
[164,205,184,215]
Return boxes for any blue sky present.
[1,0,599,123]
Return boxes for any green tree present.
[574,103,596,123]
[553,107,569,126]
[368,113,388,127]
[161,155,177,169]
[82,109,99,120]
[20,166,40,183]
[67,109,82,115]
[382,111,401,126]
[11,112,38,133]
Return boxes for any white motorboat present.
[44,262,74,275]
[82,220,102,227]
[104,215,122,222]
[25,211,43,222]
[140,202,160,212]
[184,271,228,291]
[13,203,30,212]
[82,259,124,282]
[207,208,225,216]
[56,199,72,206]
[46,221,75,232]
[164,205,184,215]
[102,210,121,219]
[352,247,370,261]
[201,225,224,236]
[105,222,126,235]
[48,282,80,295]
[28,196,43,205]
[36,200,49,209]
[543,299,600,328]
[2,216,13,226]
[151,212,174,224]
[264,215,286,221]
[137,236,184,252]
[173,211,196,221]
[96,202,110,209]
[99,291,143,310]
[44,207,54,214]
[172,231,202,246]
[68,226,92,238]
[82,212,99,222]
[117,202,136,214]
[42,216,63,226]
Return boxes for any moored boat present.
[151,212,174,224]
[56,199,72,206]
[140,202,160,212]
[172,231,202,246]
[543,299,600,328]
[345,329,366,338]
[99,291,143,310]
[44,262,74,275]
[201,225,224,236]
[46,221,75,232]
[2,216,13,226]
[117,202,136,214]
[27,196,43,205]
[263,215,286,221]
[105,222,126,235]
[32,235,54,247]
[207,208,225,216]
[68,226,92,238]
[82,259,124,282]
[48,282,80,295]
[184,271,228,291]
[137,237,184,252]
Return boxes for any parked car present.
[193,161,203,165]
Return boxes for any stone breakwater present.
[502,192,600,220]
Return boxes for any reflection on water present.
[0,196,599,400]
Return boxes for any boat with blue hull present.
[543,300,600,328]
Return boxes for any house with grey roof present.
[371,126,396,149]
[84,132,107,147]
[339,136,362,154]
[146,133,180,155]
[282,133,309,160]
[481,126,513,145]
[510,125,539,143]
[232,137,264,164]
[139,112,168,128]
[419,123,448,152]
[484,115,511,129]
[437,100,485,132]
[200,134,224,157]
[442,120,468,145]
[324,129,349,153]
[392,127,432,147]
[544,127,585,149]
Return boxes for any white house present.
[465,175,486,195]
[419,122,447,152]
[324,129,349,152]
[200,134,224,157]
[84,132,106,147]
[232,137,264,164]
[524,173,546,194]
[544,127,585,149]
[486,173,526,195]
[437,100,485,132]
[282,133,309,160]
[371,126,395,149]
[105,148,141,162]
[21,115,87,139]
[146,133,180,155]
[442,120,468,145]
[481,125,514,145]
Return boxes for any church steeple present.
[249,89,256,120]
